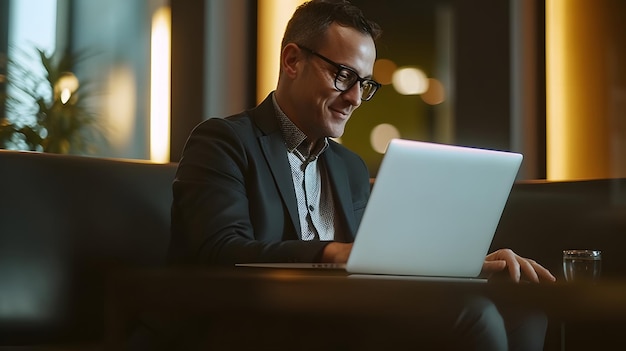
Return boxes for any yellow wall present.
[546,0,625,180]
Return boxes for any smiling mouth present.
[331,108,350,120]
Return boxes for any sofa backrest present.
[0,150,177,345]
[492,178,626,279]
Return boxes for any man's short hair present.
[281,0,382,51]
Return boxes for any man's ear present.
[281,43,302,79]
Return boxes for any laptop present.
[238,139,522,280]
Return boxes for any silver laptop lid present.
[346,139,522,277]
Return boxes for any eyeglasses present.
[298,45,381,101]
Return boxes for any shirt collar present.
[271,93,329,160]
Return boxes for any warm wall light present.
[150,6,171,163]
[257,0,306,104]
[545,0,567,180]
[546,0,614,180]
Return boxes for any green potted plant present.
[0,48,105,154]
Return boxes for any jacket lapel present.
[251,96,301,238]
[249,94,358,241]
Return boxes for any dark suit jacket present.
[169,94,371,265]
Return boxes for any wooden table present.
[105,267,626,350]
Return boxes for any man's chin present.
[327,132,345,139]
[327,125,347,139]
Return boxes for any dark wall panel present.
[453,0,511,152]
[170,0,205,162]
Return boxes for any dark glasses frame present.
[297,45,381,101]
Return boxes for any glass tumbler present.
[562,249,602,282]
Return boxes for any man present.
[169,0,555,349]
[169,0,553,282]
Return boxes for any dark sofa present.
[492,178,626,279]
[1,149,625,349]
[0,150,177,348]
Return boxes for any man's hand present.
[481,249,557,283]
[321,242,353,263]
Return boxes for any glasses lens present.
[334,68,357,92]
[361,80,378,101]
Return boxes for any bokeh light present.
[420,78,445,105]
[373,58,397,85]
[391,67,429,95]
[370,123,400,154]
[54,72,79,104]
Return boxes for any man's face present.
[290,23,377,140]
